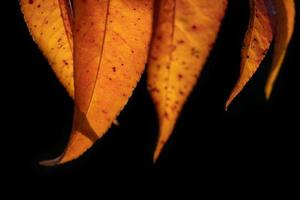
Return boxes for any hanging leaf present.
[20,0,74,96]
[226,0,275,109]
[20,0,297,164]
[147,0,228,161]
[265,0,295,99]
[40,0,154,165]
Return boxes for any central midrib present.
[86,0,111,117]
[162,0,177,122]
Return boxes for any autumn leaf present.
[265,0,295,99]
[225,0,275,109]
[20,0,297,164]
[20,0,74,97]
[40,0,154,165]
[147,0,228,161]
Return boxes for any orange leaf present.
[20,0,74,97]
[147,0,228,161]
[226,0,275,109]
[41,0,154,165]
[265,0,295,99]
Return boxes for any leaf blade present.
[265,0,295,99]
[20,0,74,96]
[148,0,228,161]
[225,0,275,109]
[42,0,154,165]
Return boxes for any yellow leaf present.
[147,0,228,161]
[265,0,295,99]
[40,0,154,165]
[20,0,74,97]
[226,0,274,109]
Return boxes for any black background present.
[8,0,299,194]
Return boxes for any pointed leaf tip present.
[39,153,65,167]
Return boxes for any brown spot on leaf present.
[164,112,169,119]
[63,60,69,66]
[178,74,183,80]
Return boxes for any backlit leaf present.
[225,0,275,109]
[147,0,228,161]
[20,0,74,96]
[265,0,295,99]
[41,0,154,165]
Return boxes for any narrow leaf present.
[41,0,154,165]
[147,0,228,161]
[265,0,295,99]
[20,0,74,96]
[225,0,275,109]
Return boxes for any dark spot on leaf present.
[171,105,177,111]
[63,60,68,66]
[151,56,158,61]
[164,112,169,119]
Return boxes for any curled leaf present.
[41,0,154,165]
[225,0,275,109]
[265,0,295,99]
[20,0,74,96]
[147,0,228,161]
